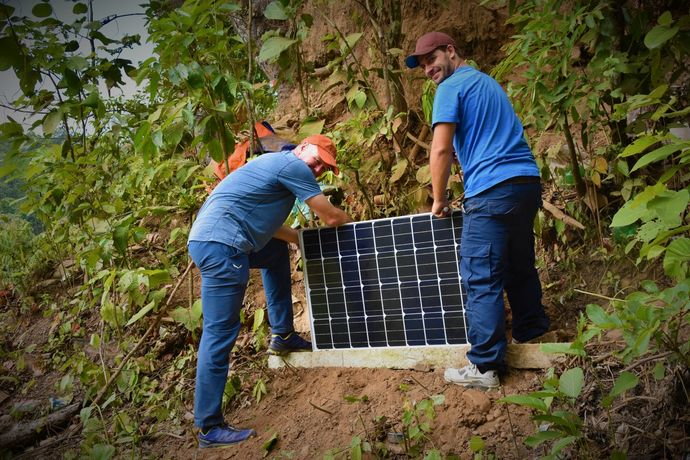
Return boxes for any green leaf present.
[0,37,22,70]
[88,443,115,460]
[648,189,689,226]
[390,158,408,183]
[353,90,367,108]
[32,3,53,17]
[524,430,563,447]
[620,135,660,158]
[652,362,666,380]
[469,436,485,453]
[343,32,363,53]
[113,224,129,254]
[664,237,690,280]
[262,432,278,455]
[610,183,666,227]
[540,342,586,356]
[73,2,88,14]
[550,435,578,454]
[416,165,431,185]
[42,110,62,136]
[264,1,288,20]
[125,300,156,327]
[298,119,325,137]
[644,25,679,49]
[258,36,297,62]
[658,11,673,26]
[252,307,265,332]
[423,450,442,460]
[499,395,547,412]
[350,436,362,460]
[559,367,584,398]
[631,143,685,172]
[609,371,639,399]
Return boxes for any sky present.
[0,0,154,125]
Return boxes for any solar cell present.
[300,212,468,350]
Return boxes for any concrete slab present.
[268,343,566,370]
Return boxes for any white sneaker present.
[444,364,500,389]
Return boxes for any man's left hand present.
[431,199,450,217]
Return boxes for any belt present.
[500,176,541,185]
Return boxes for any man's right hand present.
[432,199,450,217]
[305,193,353,227]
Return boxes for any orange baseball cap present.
[301,134,339,175]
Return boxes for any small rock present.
[461,389,491,414]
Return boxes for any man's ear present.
[447,44,457,59]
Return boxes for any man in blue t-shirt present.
[188,135,352,447]
[406,32,550,389]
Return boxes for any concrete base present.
[268,343,565,370]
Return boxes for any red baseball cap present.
[300,134,339,175]
[405,31,457,69]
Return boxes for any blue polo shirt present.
[188,151,322,253]
[432,66,539,198]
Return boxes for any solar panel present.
[299,212,468,350]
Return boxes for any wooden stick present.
[542,200,585,230]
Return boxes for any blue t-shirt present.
[432,66,539,198]
[188,151,322,252]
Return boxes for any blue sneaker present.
[198,423,256,448]
[268,332,312,355]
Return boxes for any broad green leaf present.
[540,342,586,356]
[664,237,690,280]
[125,300,156,326]
[644,25,678,49]
[73,2,88,14]
[550,435,578,454]
[264,1,288,20]
[586,304,614,328]
[42,110,62,135]
[350,436,362,460]
[652,362,666,380]
[619,135,660,158]
[113,224,129,254]
[559,367,584,398]
[648,189,689,226]
[469,436,485,453]
[390,158,408,183]
[252,307,265,332]
[298,119,324,137]
[610,183,665,227]
[82,92,100,108]
[0,37,21,70]
[499,394,547,411]
[424,450,442,460]
[258,36,297,62]
[353,90,367,108]
[631,143,684,172]
[416,165,431,184]
[609,371,639,399]
[431,394,445,405]
[262,432,279,453]
[658,11,673,26]
[343,32,363,52]
[524,430,563,447]
[32,3,52,17]
[88,444,115,460]
[67,55,89,71]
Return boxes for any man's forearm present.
[273,225,299,245]
[430,146,453,201]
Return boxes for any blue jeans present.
[460,181,550,371]
[188,239,294,429]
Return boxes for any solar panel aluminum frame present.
[298,212,469,351]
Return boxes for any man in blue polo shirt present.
[406,32,550,389]
[188,135,352,447]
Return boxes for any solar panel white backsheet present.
[299,212,468,350]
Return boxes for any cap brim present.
[405,55,420,69]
